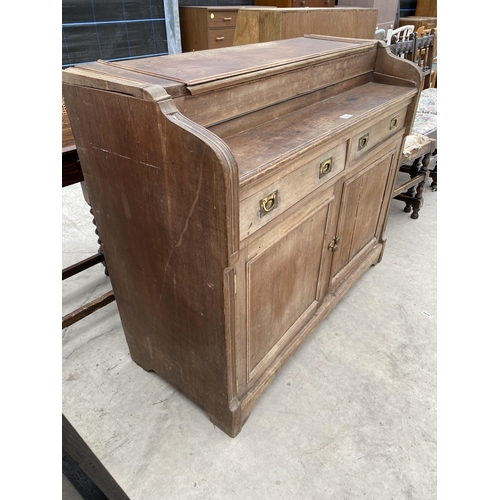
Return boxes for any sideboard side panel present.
[62,81,240,431]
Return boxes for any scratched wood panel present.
[63,80,242,435]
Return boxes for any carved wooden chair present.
[389,25,437,198]
[390,29,438,217]
[414,88,437,191]
[393,133,435,219]
[392,87,437,218]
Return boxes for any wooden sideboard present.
[62,36,422,437]
[234,7,378,45]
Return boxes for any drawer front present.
[349,107,407,163]
[208,10,237,28]
[208,28,235,48]
[240,141,347,239]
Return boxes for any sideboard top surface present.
[224,81,416,182]
[98,36,375,86]
[63,35,421,189]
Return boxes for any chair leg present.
[90,207,109,276]
[410,150,431,219]
[430,154,437,191]
[430,167,437,191]
[402,161,420,215]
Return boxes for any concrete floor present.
[62,174,437,500]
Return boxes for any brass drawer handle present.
[215,36,225,41]
[319,157,333,178]
[358,133,369,151]
[223,17,232,21]
[260,190,278,217]
[389,115,399,130]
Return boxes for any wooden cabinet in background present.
[254,0,334,6]
[62,35,422,437]
[415,0,437,18]
[336,0,399,32]
[399,16,437,31]
[234,7,378,45]
[180,6,240,52]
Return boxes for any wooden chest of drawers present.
[180,6,240,52]
[62,36,422,437]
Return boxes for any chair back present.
[390,38,414,59]
[386,25,414,44]
[412,29,436,89]
[388,28,436,89]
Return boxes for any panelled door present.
[329,148,398,281]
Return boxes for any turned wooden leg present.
[90,207,109,276]
[402,161,419,213]
[430,160,437,192]
[428,147,437,191]
[80,181,109,276]
[410,150,430,220]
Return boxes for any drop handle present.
[389,115,399,130]
[260,190,278,217]
[319,157,333,178]
[358,133,369,151]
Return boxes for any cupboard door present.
[246,203,331,381]
[330,149,396,279]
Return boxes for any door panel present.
[331,150,394,278]
[247,204,329,377]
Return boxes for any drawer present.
[240,141,347,239]
[349,107,407,163]
[208,10,237,28]
[208,28,236,49]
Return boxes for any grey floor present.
[62,174,437,500]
